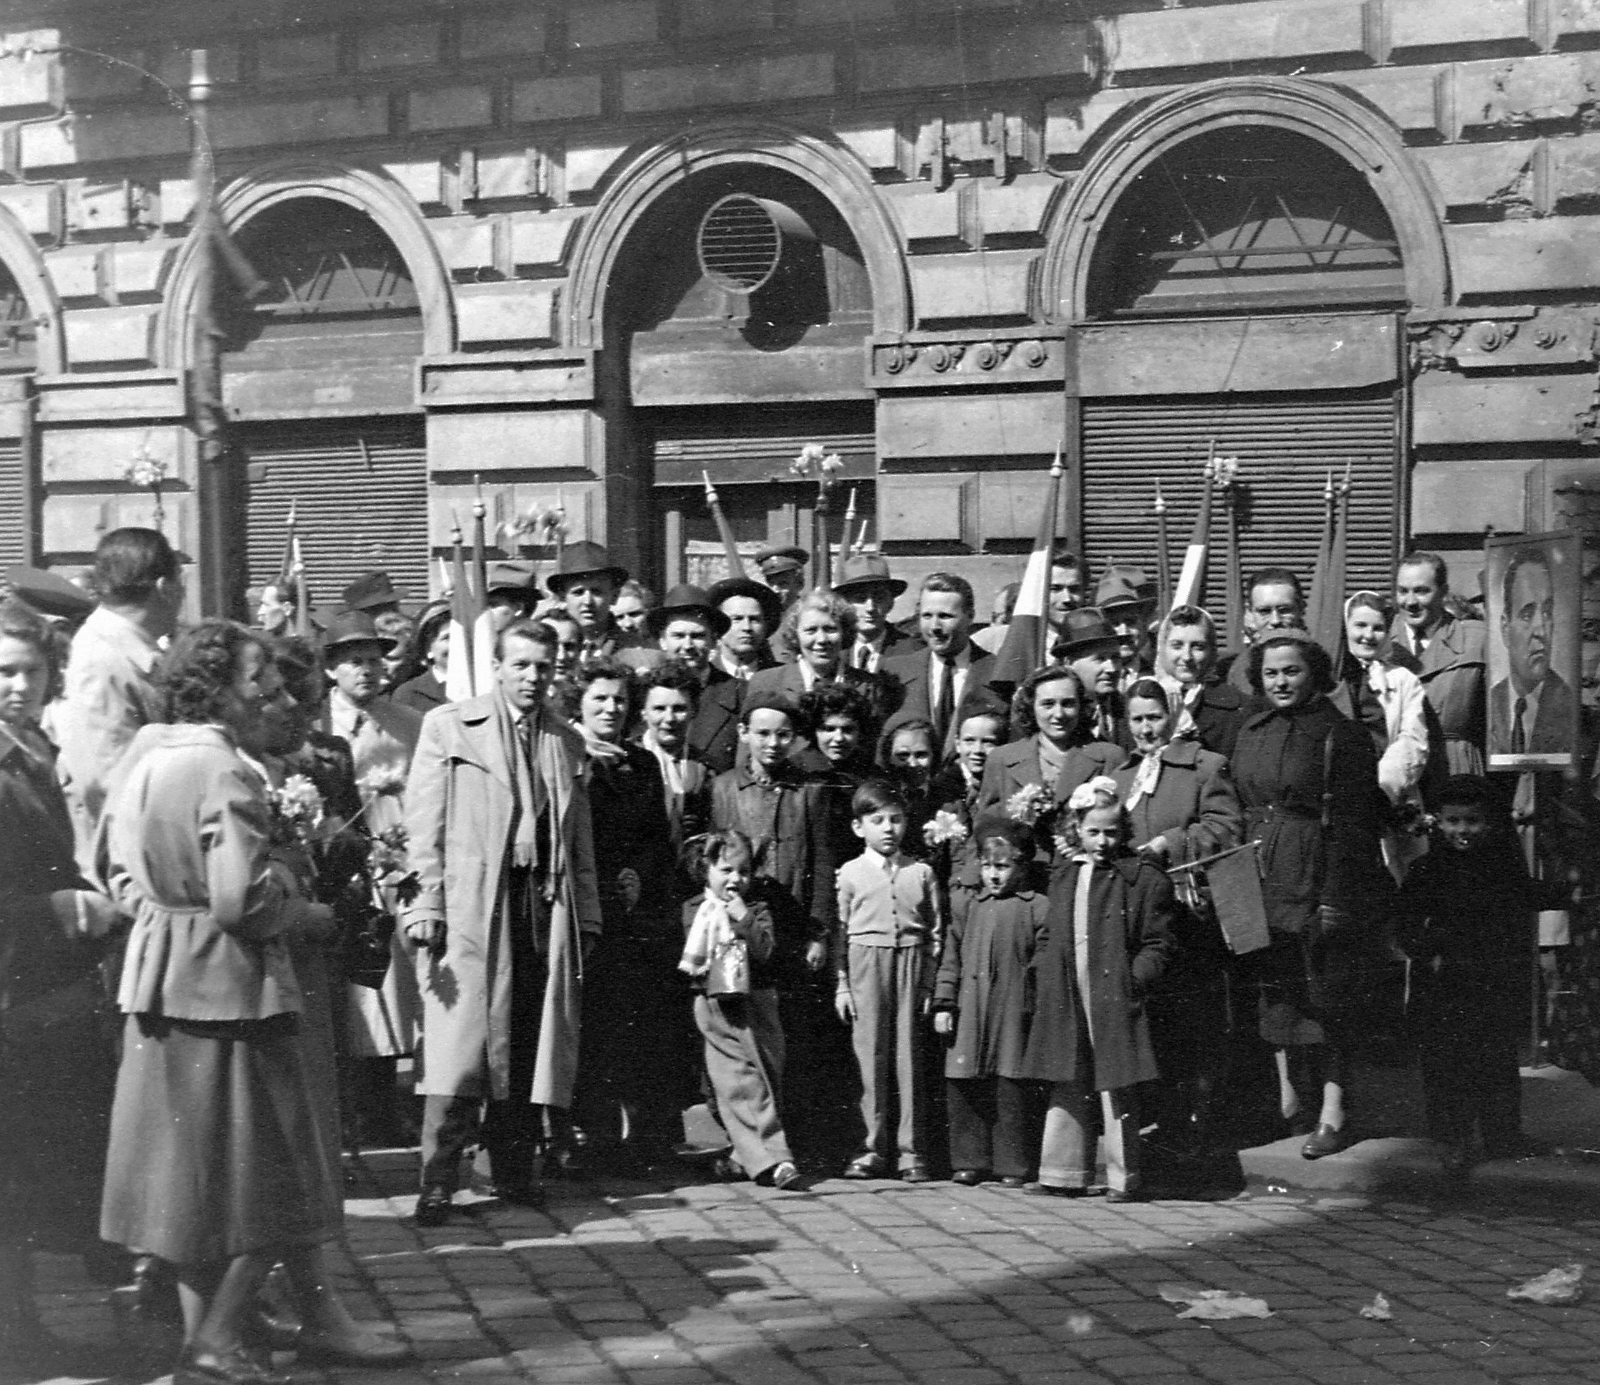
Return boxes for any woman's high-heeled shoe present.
[296,1325,413,1366]
[175,1342,291,1385]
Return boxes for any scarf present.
[1125,748,1163,810]
[641,731,688,844]
[494,694,552,882]
[680,893,737,977]
[1156,674,1202,742]
[1071,854,1097,1048]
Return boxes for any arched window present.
[1087,126,1406,317]
[0,261,37,373]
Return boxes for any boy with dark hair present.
[835,779,943,1182]
[708,692,842,1161]
[1396,774,1567,1175]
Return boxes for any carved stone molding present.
[1408,307,1597,374]
[869,327,1065,390]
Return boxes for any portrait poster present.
[1484,530,1582,772]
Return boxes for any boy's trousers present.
[1038,1081,1140,1193]
[695,990,792,1179]
[846,942,929,1170]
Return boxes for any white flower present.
[1208,454,1240,487]
[123,452,167,489]
[923,810,970,848]
[1005,783,1056,826]
[274,774,326,830]
[359,765,406,798]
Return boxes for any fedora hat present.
[707,575,784,632]
[486,560,540,595]
[6,565,94,620]
[341,571,407,612]
[1095,564,1156,612]
[546,541,630,595]
[320,608,397,657]
[832,553,907,599]
[1051,606,1122,659]
[646,583,731,639]
[753,543,807,579]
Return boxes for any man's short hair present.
[1246,567,1305,606]
[740,691,797,727]
[1501,546,1552,614]
[94,527,179,604]
[851,778,907,821]
[920,571,974,618]
[640,660,703,710]
[495,618,558,658]
[1397,551,1449,591]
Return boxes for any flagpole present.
[1153,481,1173,619]
[1173,441,1216,610]
[1037,450,1063,671]
[703,470,746,577]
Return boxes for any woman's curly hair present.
[777,588,858,656]
[1010,663,1087,739]
[159,619,263,724]
[1247,629,1334,698]
[554,656,640,726]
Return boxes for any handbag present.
[333,873,396,989]
[704,935,751,997]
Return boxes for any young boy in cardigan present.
[933,814,1048,1187]
[835,779,943,1182]
[1020,777,1174,1201]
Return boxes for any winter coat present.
[1019,853,1175,1091]
[1387,613,1487,775]
[1110,738,1242,868]
[934,887,1049,1080]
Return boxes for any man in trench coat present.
[402,618,602,1224]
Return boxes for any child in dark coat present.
[933,814,1048,1187]
[1019,776,1175,1201]
[1396,775,1567,1175]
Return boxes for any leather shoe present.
[950,1169,987,1186]
[175,1343,291,1385]
[243,1304,301,1353]
[297,1326,412,1366]
[843,1154,889,1179]
[1024,1182,1087,1197]
[1301,1123,1355,1160]
[900,1164,933,1184]
[491,1181,545,1208]
[414,1184,454,1226]
[1104,1187,1140,1203]
[997,1175,1029,1189]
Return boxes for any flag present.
[444,513,481,703]
[993,451,1063,685]
[1307,462,1352,658]
[470,485,496,696]
[275,501,312,637]
[1172,442,1216,610]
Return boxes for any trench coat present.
[1019,854,1175,1091]
[403,693,601,1107]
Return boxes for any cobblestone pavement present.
[26,1153,1600,1385]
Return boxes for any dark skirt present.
[0,976,117,1250]
[100,1012,341,1265]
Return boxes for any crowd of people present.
[2,522,1596,1381]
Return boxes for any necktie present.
[854,642,872,672]
[934,654,955,748]
[1512,695,1528,754]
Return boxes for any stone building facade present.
[0,0,1597,616]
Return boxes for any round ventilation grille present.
[697,194,785,293]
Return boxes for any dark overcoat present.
[1020,853,1175,1091]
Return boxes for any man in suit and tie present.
[1391,550,1488,775]
[881,573,1007,757]
[1488,544,1577,759]
[834,554,918,673]
[708,576,782,682]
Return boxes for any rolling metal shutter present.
[242,418,428,611]
[1081,388,1400,611]
[0,440,25,568]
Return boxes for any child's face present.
[1438,801,1489,853]
[706,852,751,900]
[742,708,794,770]
[1077,805,1124,862]
[889,730,935,775]
[816,714,861,766]
[956,716,1003,778]
[854,805,907,856]
[978,840,1027,897]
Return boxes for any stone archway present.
[564,117,910,349]
[0,201,65,376]
[1039,75,1450,323]
[157,156,456,368]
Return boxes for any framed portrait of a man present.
[1485,530,1582,772]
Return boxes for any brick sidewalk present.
[23,1150,1600,1385]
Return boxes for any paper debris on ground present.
[1158,1283,1273,1320]
[1507,1264,1585,1305]
[1359,1293,1392,1320]
[1064,1313,1095,1336]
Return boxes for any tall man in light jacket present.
[403,618,602,1223]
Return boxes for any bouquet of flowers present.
[923,809,970,850]
[1005,783,1056,827]
[367,824,420,907]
